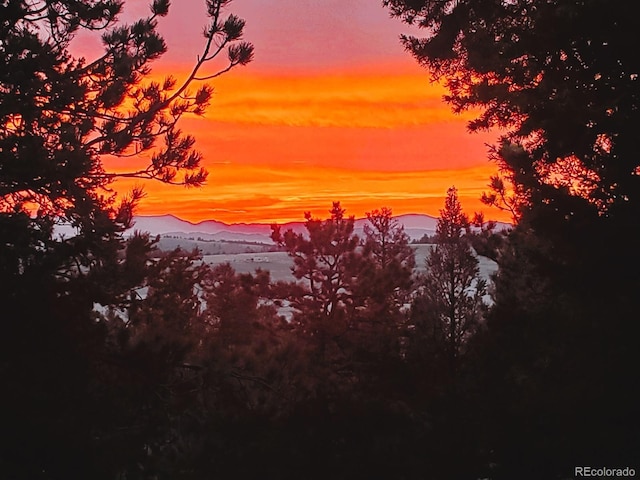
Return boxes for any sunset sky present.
[95,0,505,224]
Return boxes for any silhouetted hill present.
[129,213,457,243]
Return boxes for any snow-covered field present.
[96,245,498,321]
[202,251,296,282]
[201,244,498,284]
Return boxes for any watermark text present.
[575,467,636,477]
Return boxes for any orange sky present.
[97,1,505,224]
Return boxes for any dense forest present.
[1,0,638,478]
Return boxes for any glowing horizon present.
[95,1,507,225]
[112,163,506,224]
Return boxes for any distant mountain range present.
[129,214,510,244]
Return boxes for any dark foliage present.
[1,0,252,477]
[386,0,640,477]
[409,187,487,378]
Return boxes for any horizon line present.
[132,211,512,227]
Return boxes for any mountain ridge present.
[130,213,510,244]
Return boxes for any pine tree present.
[0,1,253,476]
[384,0,640,215]
[385,1,640,474]
[354,207,415,361]
[1,0,253,286]
[270,203,365,397]
[411,187,487,376]
[271,202,363,325]
[361,207,415,311]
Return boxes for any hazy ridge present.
[130,213,444,244]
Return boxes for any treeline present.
[5,190,635,479]
[1,190,498,479]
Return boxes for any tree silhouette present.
[386,1,640,475]
[354,207,414,368]
[271,202,363,326]
[384,0,640,215]
[361,207,415,312]
[1,0,253,212]
[411,187,486,376]
[0,1,253,476]
[1,0,253,281]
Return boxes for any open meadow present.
[199,243,498,284]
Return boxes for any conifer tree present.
[411,187,486,375]
[0,1,253,476]
[361,207,415,312]
[384,0,640,217]
[385,1,640,474]
[355,207,415,363]
[270,203,365,392]
[271,202,363,325]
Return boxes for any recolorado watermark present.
[575,466,636,477]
